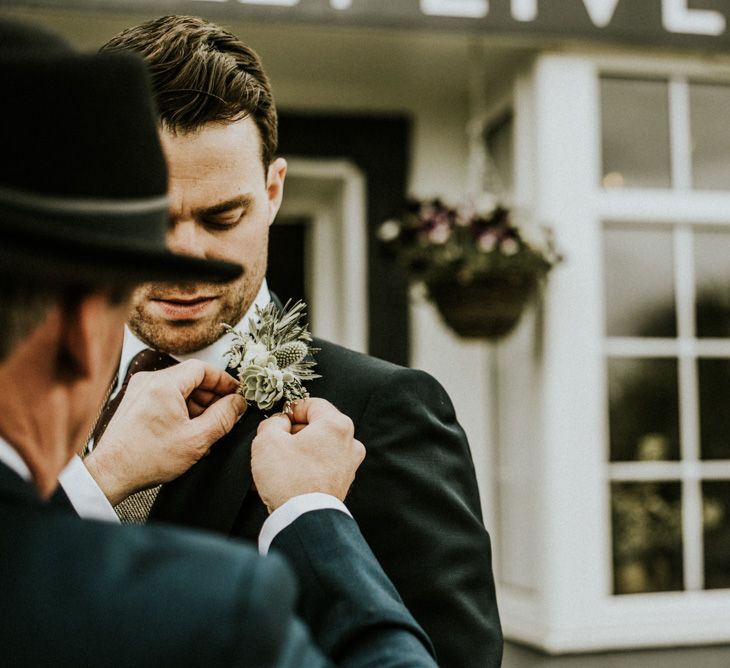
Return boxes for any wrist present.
[83,449,131,506]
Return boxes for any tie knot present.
[124,349,178,382]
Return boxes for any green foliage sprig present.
[222,300,320,412]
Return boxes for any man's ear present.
[266,157,287,226]
[55,291,105,383]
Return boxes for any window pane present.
[698,359,730,460]
[608,358,680,462]
[612,481,683,594]
[690,82,730,191]
[604,227,676,337]
[703,481,730,589]
[601,77,671,188]
[485,112,514,195]
[695,229,730,338]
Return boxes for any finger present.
[188,391,246,419]
[291,423,307,434]
[188,388,219,409]
[256,413,292,436]
[188,401,203,418]
[187,398,208,419]
[167,360,239,399]
[190,393,247,442]
[287,398,338,425]
[195,369,239,395]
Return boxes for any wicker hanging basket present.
[426,272,538,340]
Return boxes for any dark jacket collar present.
[0,460,42,507]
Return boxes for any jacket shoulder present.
[0,501,296,667]
[312,337,403,376]
[310,338,450,418]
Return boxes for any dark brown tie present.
[91,348,178,523]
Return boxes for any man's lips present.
[149,296,218,320]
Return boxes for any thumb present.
[257,413,293,437]
[190,394,247,443]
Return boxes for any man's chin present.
[128,317,225,356]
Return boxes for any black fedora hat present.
[0,18,243,284]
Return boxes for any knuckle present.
[127,371,147,388]
[353,440,366,463]
[323,413,353,437]
[336,414,354,438]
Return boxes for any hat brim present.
[0,235,243,285]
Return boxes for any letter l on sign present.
[662,0,726,35]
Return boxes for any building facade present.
[6,0,730,654]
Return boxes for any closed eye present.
[203,210,246,230]
[195,195,252,230]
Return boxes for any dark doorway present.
[268,216,309,309]
[277,112,411,367]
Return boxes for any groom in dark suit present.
[0,17,438,666]
[61,15,502,667]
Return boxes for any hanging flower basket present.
[378,199,560,341]
[427,272,538,339]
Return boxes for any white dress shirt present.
[0,435,32,482]
[58,279,350,553]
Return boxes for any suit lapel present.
[149,404,263,533]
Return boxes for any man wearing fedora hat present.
[59,15,502,668]
[0,18,438,666]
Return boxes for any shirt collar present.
[116,279,272,394]
[0,435,32,482]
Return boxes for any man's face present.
[128,117,287,355]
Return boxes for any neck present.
[0,321,72,498]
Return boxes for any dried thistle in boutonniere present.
[222,300,320,412]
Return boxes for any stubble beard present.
[128,256,267,356]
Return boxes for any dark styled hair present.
[0,281,130,362]
[101,15,278,167]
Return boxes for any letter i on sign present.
[510,0,620,26]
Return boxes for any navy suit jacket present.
[149,330,503,667]
[0,463,436,667]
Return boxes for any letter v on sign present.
[582,0,621,28]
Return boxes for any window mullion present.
[675,224,704,591]
[669,77,692,190]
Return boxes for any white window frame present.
[599,69,730,594]
[497,50,730,653]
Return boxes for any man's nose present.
[166,220,206,258]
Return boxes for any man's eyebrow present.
[193,195,253,218]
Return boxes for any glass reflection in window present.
[698,359,730,460]
[608,357,680,462]
[612,481,683,594]
[703,481,730,589]
[690,82,730,191]
[695,229,730,338]
[604,226,676,338]
[601,77,671,189]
